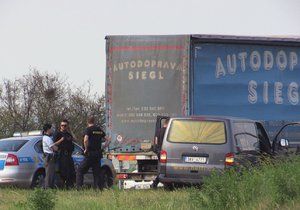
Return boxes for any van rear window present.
[168,120,226,144]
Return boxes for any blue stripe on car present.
[19,157,34,163]
[0,160,5,170]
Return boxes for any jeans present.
[44,153,56,189]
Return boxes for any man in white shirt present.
[42,123,58,189]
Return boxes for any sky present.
[0,0,300,95]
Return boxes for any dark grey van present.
[157,116,299,188]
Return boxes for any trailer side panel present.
[106,35,189,149]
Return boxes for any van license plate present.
[184,157,207,163]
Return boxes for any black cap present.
[43,123,52,132]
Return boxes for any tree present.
[0,69,105,143]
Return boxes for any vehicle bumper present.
[158,174,204,185]
[0,167,33,188]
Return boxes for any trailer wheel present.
[163,183,174,191]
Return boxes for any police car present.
[0,131,115,188]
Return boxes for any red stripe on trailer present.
[110,45,185,52]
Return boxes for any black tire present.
[101,168,113,189]
[163,183,174,191]
[31,170,45,188]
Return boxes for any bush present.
[27,188,57,210]
[189,156,300,210]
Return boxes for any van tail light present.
[225,153,234,166]
[160,150,167,163]
[5,154,19,166]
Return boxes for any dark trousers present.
[76,154,102,189]
[59,153,75,188]
[152,152,161,188]
[44,153,56,189]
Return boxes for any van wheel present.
[31,170,45,188]
[101,168,113,189]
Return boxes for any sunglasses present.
[60,124,68,127]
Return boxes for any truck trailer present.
[105,35,300,187]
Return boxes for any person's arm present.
[83,135,89,154]
[50,144,58,152]
[45,137,58,152]
[103,136,111,149]
[53,137,64,146]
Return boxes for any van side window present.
[234,123,259,152]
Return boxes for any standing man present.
[42,123,58,189]
[76,116,110,189]
[53,119,75,188]
[152,118,169,189]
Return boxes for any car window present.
[34,140,43,153]
[73,144,83,155]
[234,123,259,151]
[168,120,226,144]
[0,140,28,152]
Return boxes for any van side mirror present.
[279,139,289,148]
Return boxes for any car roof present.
[171,115,257,123]
[0,136,42,141]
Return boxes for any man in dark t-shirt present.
[53,119,75,188]
[76,116,110,189]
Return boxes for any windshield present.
[0,140,28,152]
[168,120,226,144]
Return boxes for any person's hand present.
[84,149,88,155]
[52,145,58,152]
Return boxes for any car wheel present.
[31,170,45,188]
[101,168,113,189]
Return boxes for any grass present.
[189,156,300,210]
[0,188,190,210]
[0,156,300,210]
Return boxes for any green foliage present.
[1,158,300,210]
[0,69,105,142]
[27,188,57,210]
[189,156,300,210]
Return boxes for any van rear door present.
[162,118,231,180]
[154,116,170,150]
[232,122,262,166]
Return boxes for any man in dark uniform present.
[152,118,169,189]
[53,119,75,188]
[76,116,110,189]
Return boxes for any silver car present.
[0,134,115,188]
